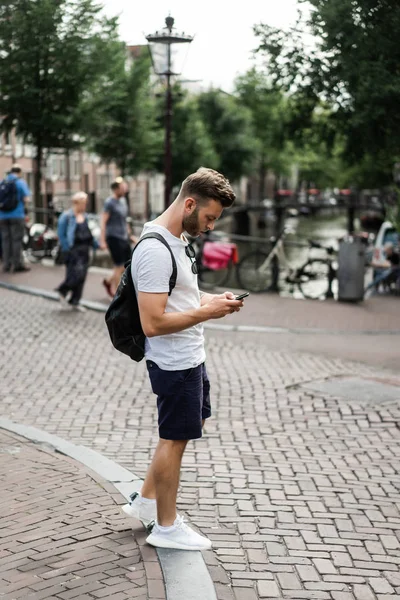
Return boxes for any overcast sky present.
[101,0,301,91]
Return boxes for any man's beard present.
[183,207,201,237]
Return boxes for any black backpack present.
[0,179,18,212]
[105,232,177,362]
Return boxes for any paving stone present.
[276,573,302,590]
[296,565,320,582]
[266,543,287,557]
[353,584,377,600]
[235,588,259,600]
[313,559,338,575]
[257,580,282,598]
[368,578,395,594]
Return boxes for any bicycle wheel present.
[236,251,278,293]
[23,246,40,263]
[298,259,331,299]
[198,261,232,290]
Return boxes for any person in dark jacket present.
[56,192,98,312]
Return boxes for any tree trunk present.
[65,148,71,195]
[33,142,43,221]
[259,156,267,202]
[258,157,268,230]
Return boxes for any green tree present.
[168,91,219,189]
[235,68,293,198]
[196,89,257,182]
[152,85,218,189]
[254,0,400,187]
[0,0,119,203]
[86,52,162,176]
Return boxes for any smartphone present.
[235,292,250,300]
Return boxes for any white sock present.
[138,492,156,504]
[157,516,179,533]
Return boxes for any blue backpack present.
[0,179,18,212]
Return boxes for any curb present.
[0,418,217,600]
[1,280,400,336]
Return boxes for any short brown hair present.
[178,167,235,208]
[11,164,22,174]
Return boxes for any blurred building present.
[0,129,167,221]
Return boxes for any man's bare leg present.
[141,438,188,526]
[109,265,124,295]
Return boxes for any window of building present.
[59,158,66,178]
[27,172,34,191]
[15,135,24,158]
[52,157,59,178]
[73,158,81,179]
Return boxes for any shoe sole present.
[146,534,212,551]
[121,504,154,528]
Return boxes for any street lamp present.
[146,16,193,210]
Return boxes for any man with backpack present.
[0,164,31,273]
[121,167,244,551]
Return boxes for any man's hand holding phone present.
[202,291,249,320]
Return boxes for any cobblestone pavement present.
[1,288,400,600]
[0,428,165,600]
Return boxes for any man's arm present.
[57,212,69,252]
[126,218,138,245]
[100,211,110,250]
[138,291,242,338]
[18,179,31,204]
[371,259,390,269]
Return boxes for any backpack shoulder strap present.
[132,232,177,296]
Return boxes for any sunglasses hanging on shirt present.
[185,244,198,275]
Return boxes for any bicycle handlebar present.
[308,239,335,254]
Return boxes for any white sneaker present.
[71,304,86,312]
[122,492,157,527]
[58,292,70,310]
[146,515,212,551]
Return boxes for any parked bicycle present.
[236,227,337,299]
[188,232,239,290]
[23,220,59,263]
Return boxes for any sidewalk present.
[1,261,400,333]
[0,428,163,600]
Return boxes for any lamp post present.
[146,16,193,210]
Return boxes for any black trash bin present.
[338,236,365,302]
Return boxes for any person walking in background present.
[365,242,400,294]
[56,191,98,312]
[0,163,31,273]
[122,167,244,551]
[100,179,137,298]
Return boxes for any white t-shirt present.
[131,222,206,370]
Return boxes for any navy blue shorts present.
[146,361,211,440]
[106,236,131,267]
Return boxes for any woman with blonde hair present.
[56,191,98,311]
